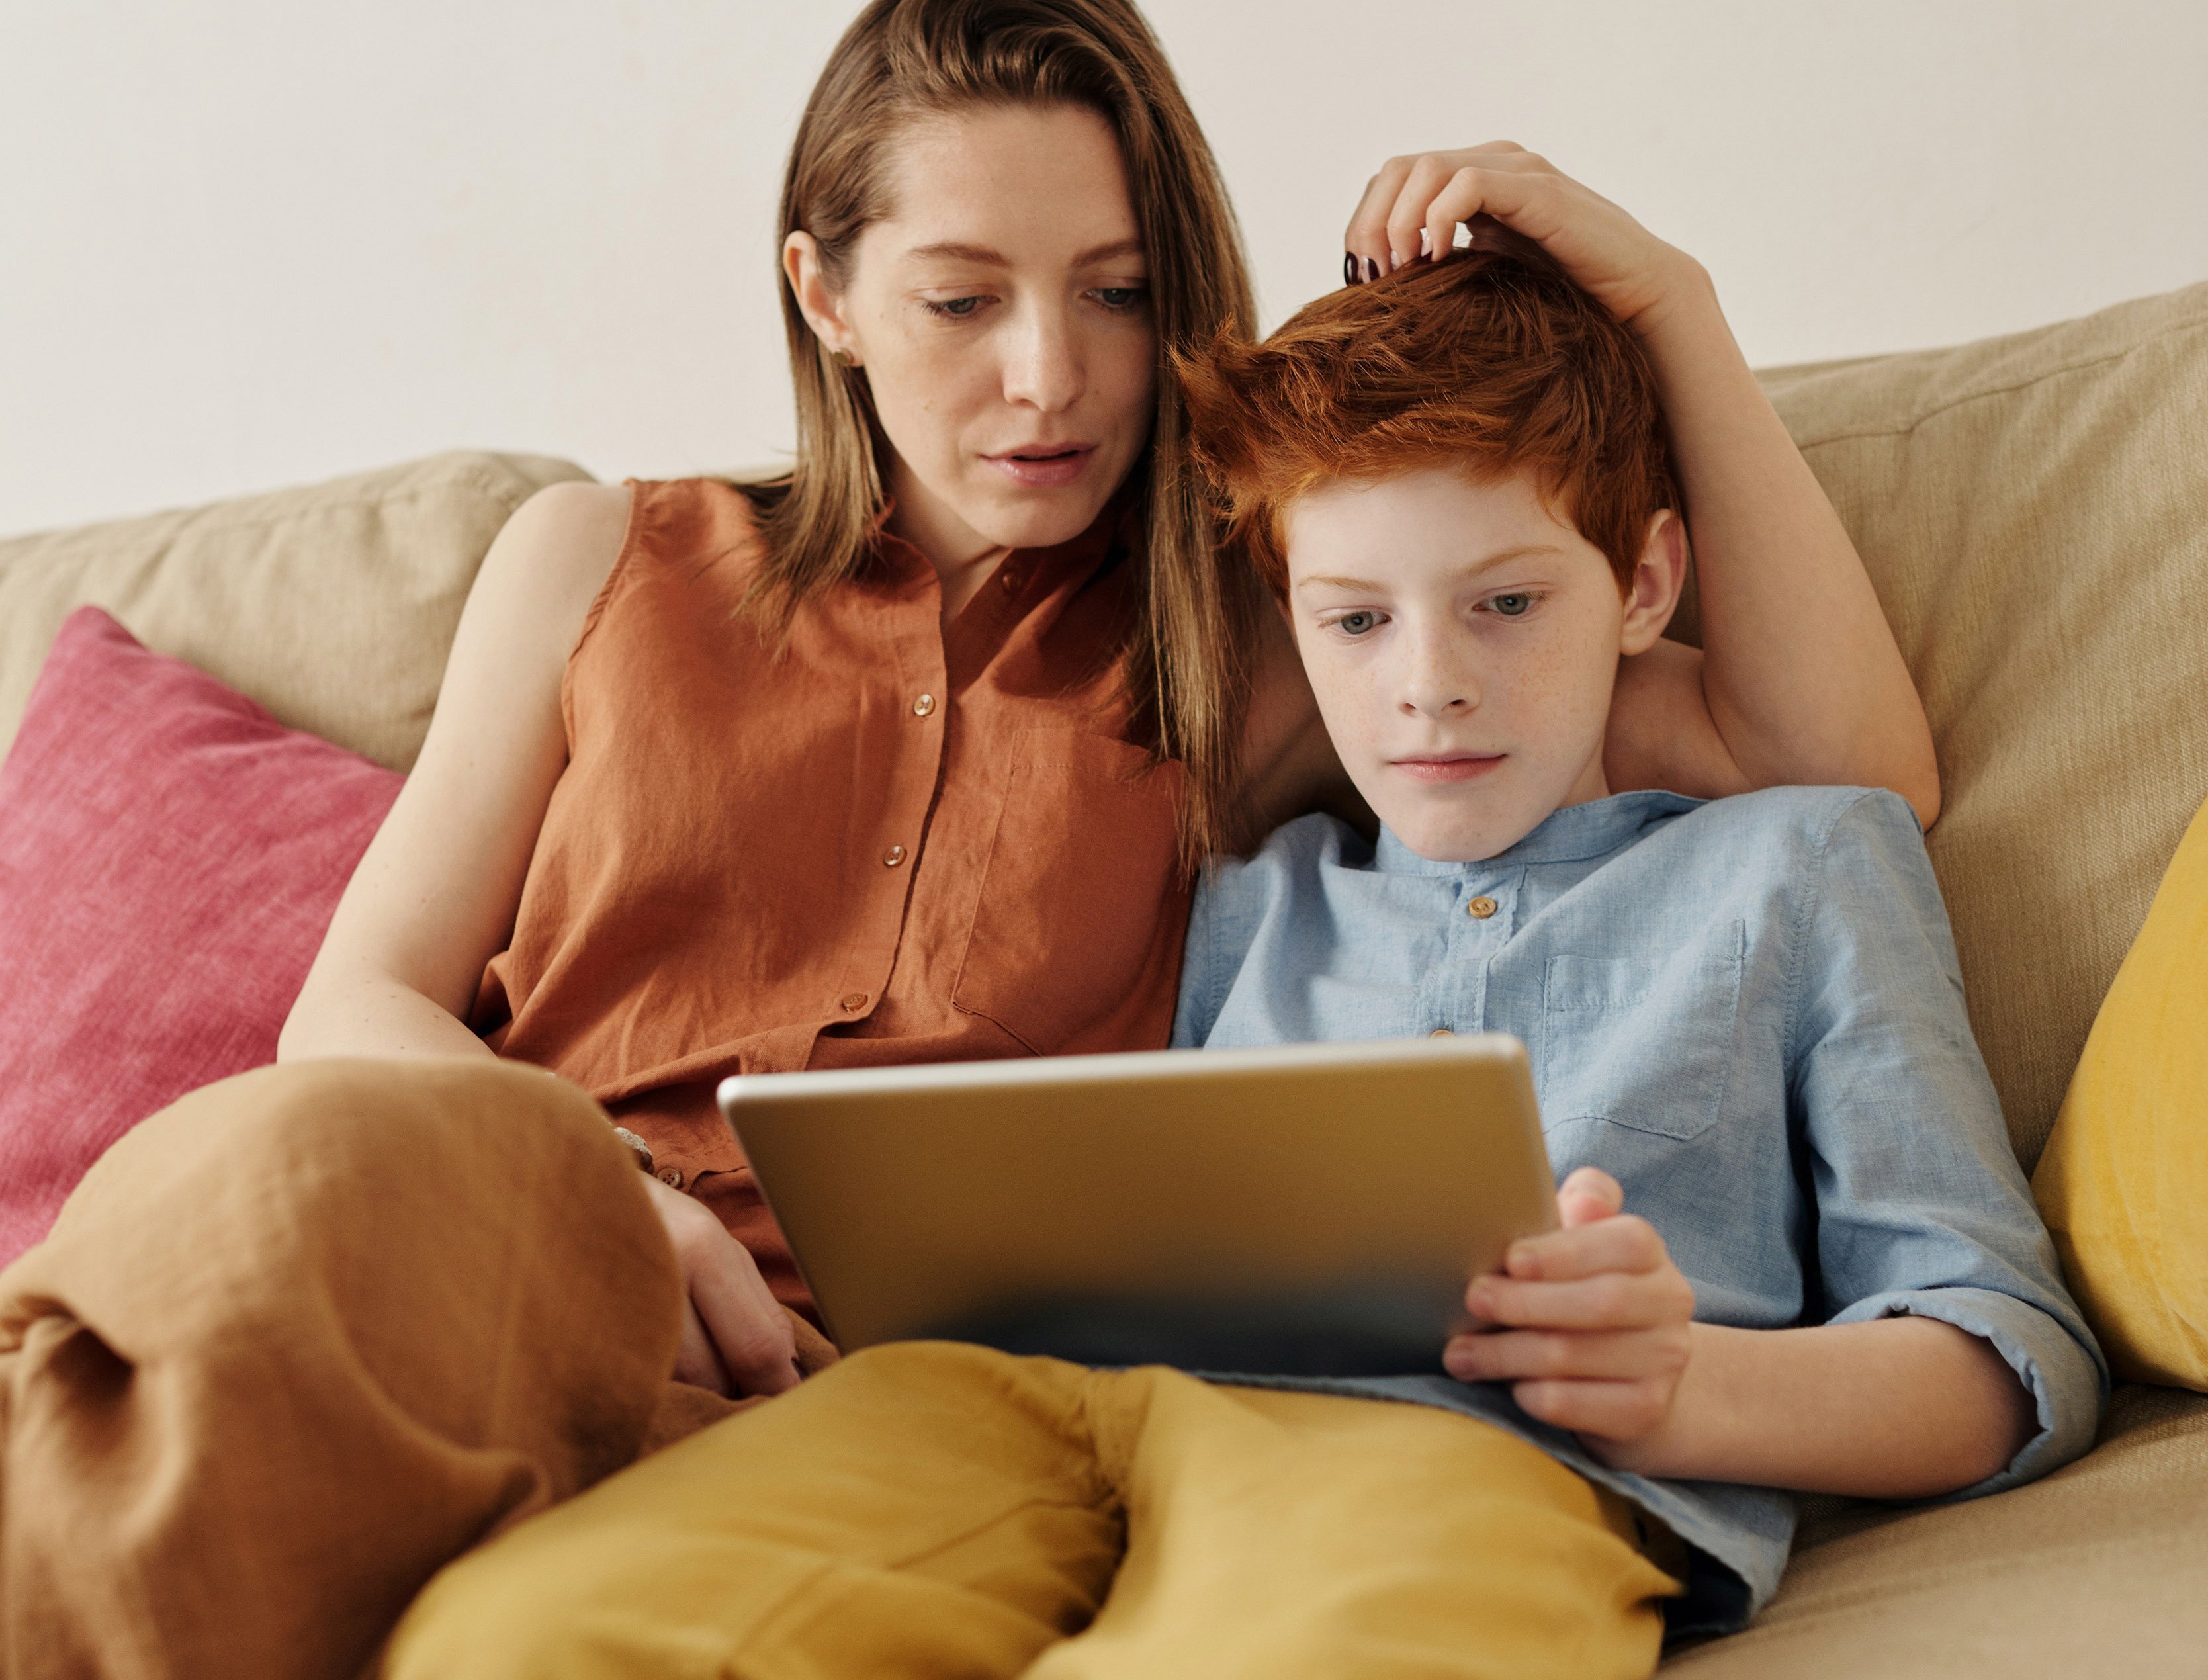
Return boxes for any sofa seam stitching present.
[1781,309,2208,451]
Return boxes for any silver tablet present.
[717,1034,1557,1378]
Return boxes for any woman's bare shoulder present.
[468,480,636,652]
[421,479,639,803]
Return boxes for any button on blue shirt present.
[1172,787,2105,1634]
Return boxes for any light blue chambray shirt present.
[1170,786,2106,1635]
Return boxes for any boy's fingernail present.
[1507,1245,1536,1276]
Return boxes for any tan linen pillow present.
[1679,284,2208,1169]
[0,451,592,774]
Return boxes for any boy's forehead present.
[1282,466,1575,579]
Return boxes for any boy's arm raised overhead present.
[1448,793,2105,1498]
[1346,147,1942,827]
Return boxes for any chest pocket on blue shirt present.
[1536,920,1744,1142]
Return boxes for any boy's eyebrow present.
[903,238,1146,268]
[1296,543,1567,593]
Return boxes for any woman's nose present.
[1000,304,1083,412]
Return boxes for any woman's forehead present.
[869,104,1143,271]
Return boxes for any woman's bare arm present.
[278,479,633,1061]
[278,478,800,1398]
[1345,145,1941,826]
[1605,275,1939,824]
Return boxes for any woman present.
[0,1,1935,1676]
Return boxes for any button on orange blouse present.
[470,480,1191,1315]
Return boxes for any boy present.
[388,242,2102,1679]
[1168,238,2105,1639]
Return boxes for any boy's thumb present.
[1556,1166,1625,1227]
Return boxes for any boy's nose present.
[1399,655,1479,717]
[1401,692,1472,717]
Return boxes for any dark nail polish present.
[1363,256,1379,283]
[1344,251,1358,286]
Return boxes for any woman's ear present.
[782,232,864,367]
[1618,509,1687,656]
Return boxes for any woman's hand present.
[1343,142,1708,336]
[640,1172,803,1399]
[1444,1167,1697,1454]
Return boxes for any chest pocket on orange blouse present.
[952,728,1188,1055]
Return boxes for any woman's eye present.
[1488,592,1534,617]
[925,296,985,319]
[1092,286,1146,311]
[1334,611,1380,637]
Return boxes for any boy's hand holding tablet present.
[1449,1166,1698,1453]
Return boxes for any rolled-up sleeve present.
[1788,791,2108,1495]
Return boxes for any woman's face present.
[788,103,1157,562]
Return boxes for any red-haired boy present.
[1166,234,2103,1645]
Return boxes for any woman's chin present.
[959,479,1122,553]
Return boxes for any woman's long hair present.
[740,0,1263,858]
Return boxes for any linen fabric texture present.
[0,450,589,774]
[1642,279,2208,1673]
[472,479,1191,1315]
[1700,284,2208,1174]
[2033,793,2208,1390]
[0,607,400,1263]
[386,1339,1680,1680]
[0,1057,688,1680]
[1174,788,2107,1633]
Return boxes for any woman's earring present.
[830,347,854,369]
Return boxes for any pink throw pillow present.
[0,608,401,1264]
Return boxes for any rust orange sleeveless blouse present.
[470,479,1190,1313]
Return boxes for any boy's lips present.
[1391,752,1507,785]
[983,443,1097,489]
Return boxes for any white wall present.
[4,1,2205,537]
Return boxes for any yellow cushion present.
[2032,799,2208,1390]
[0,451,590,774]
[1703,283,2208,1169]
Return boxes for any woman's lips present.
[984,445,1096,489]
[1392,754,1506,785]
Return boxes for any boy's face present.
[1282,466,1681,863]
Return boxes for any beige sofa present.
[3,283,2205,1675]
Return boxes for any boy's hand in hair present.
[1444,1167,1699,1452]
[1343,141,1708,337]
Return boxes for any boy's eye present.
[1488,592,1534,617]
[1334,610,1381,637]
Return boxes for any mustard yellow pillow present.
[2034,796,2208,1389]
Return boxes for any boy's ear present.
[1618,509,1687,657]
[783,232,863,365]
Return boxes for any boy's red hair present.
[1176,230,1677,595]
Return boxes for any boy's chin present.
[1371,793,1544,866]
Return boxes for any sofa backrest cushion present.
[0,451,591,775]
[1681,283,2208,1169]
